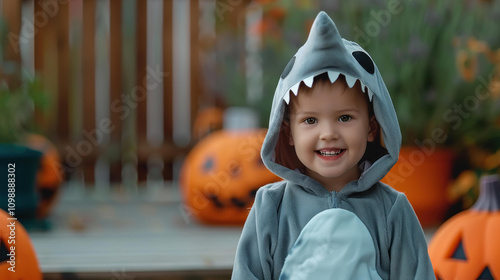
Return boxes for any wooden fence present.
[0,0,251,188]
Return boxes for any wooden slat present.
[1,0,22,89]
[57,0,70,143]
[82,0,96,183]
[109,0,123,182]
[32,0,59,137]
[119,0,138,188]
[136,0,148,182]
[163,0,173,180]
[34,1,44,77]
[189,0,200,131]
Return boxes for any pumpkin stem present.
[472,174,500,212]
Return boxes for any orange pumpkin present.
[181,129,281,224]
[0,209,42,279]
[24,134,63,218]
[428,174,500,280]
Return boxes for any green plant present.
[0,17,50,143]
[0,78,50,143]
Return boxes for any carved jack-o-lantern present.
[428,175,500,280]
[24,134,63,218]
[181,129,281,224]
[0,209,42,279]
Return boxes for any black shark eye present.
[281,56,296,79]
[352,51,375,74]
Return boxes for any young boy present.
[232,11,435,280]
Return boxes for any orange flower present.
[489,79,500,99]
[447,170,477,202]
[456,50,477,82]
[485,150,500,170]
[466,37,489,53]
[267,7,286,22]
[249,19,270,36]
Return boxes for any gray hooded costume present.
[232,12,435,280]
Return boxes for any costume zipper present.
[330,191,338,208]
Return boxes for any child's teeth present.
[320,150,341,156]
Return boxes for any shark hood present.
[261,11,401,196]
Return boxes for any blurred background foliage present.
[212,0,500,154]
[0,17,50,144]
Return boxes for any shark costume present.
[232,11,435,280]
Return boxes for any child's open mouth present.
[316,149,345,158]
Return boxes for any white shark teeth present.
[345,75,357,88]
[360,81,374,101]
[283,91,290,104]
[367,87,374,101]
[303,76,314,88]
[359,81,366,91]
[327,71,340,84]
[282,72,375,104]
[284,81,301,104]
[290,82,300,96]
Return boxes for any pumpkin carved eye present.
[450,238,467,260]
[202,156,215,172]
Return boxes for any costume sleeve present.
[232,187,279,280]
[387,193,436,280]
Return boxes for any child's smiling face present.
[287,77,378,192]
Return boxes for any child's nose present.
[319,121,339,140]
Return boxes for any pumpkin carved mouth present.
[476,267,494,280]
[0,239,9,263]
[205,188,259,209]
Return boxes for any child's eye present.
[338,115,352,122]
[304,117,317,125]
